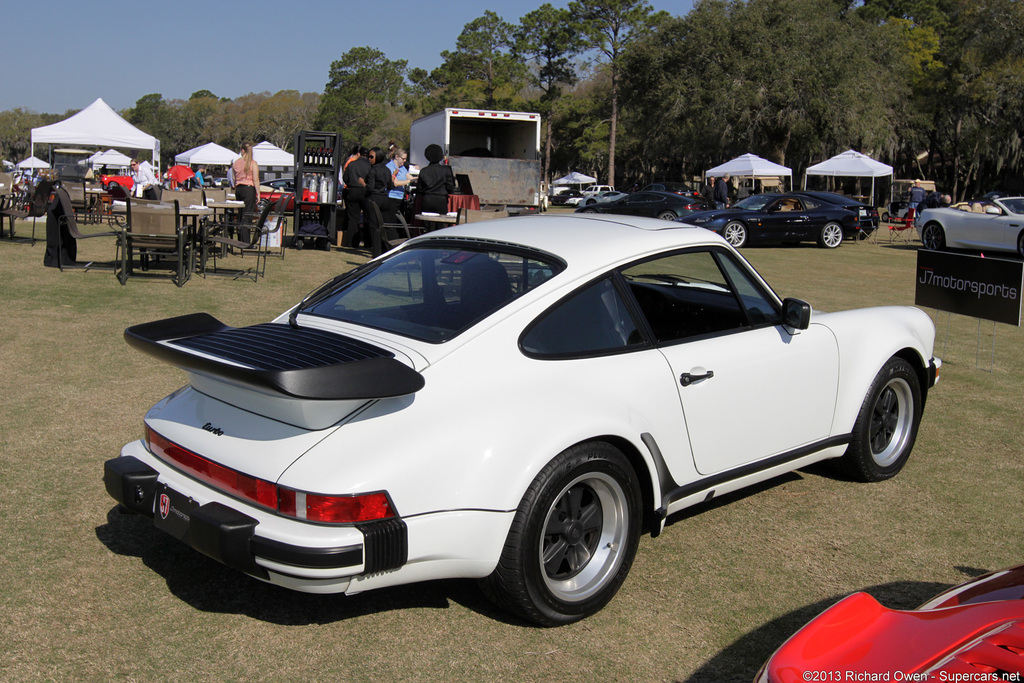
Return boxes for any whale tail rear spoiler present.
[124,313,425,400]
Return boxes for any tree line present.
[1,0,1020,201]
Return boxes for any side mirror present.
[985,206,1002,215]
[782,298,811,332]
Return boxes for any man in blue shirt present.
[385,148,412,223]
[908,179,927,225]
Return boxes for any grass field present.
[1,220,1022,682]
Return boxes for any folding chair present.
[52,187,128,284]
[889,207,917,244]
[126,198,190,287]
[366,201,415,257]
[199,194,284,281]
[0,179,53,243]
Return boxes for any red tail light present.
[145,425,396,524]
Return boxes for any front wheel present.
[838,357,922,482]
[581,208,597,214]
[1016,230,1024,258]
[481,441,641,626]
[921,222,946,251]
[881,211,890,223]
[818,222,844,249]
[722,221,747,247]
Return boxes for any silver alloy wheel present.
[723,221,747,247]
[657,211,676,221]
[869,377,914,467]
[539,471,629,603]
[821,222,844,248]
[921,223,945,250]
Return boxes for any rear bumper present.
[103,455,407,582]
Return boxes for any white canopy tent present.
[17,156,50,169]
[252,141,293,167]
[88,148,132,170]
[175,142,239,167]
[30,98,159,168]
[705,154,793,192]
[804,149,893,206]
[552,171,597,185]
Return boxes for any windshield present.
[1000,198,1024,215]
[733,195,775,210]
[305,243,564,342]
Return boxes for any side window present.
[716,253,780,325]
[621,249,777,343]
[521,278,642,357]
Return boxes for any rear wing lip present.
[124,313,425,400]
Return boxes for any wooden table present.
[414,213,460,231]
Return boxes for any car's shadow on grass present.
[682,566,992,683]
[96,507,517,626]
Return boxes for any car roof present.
[635,190,693,199]
[794,191,864,205]
[414,214,728,277]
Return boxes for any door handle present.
[680,370,714,387]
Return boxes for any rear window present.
[306,244,563,342]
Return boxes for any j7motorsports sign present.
[915,250,1023,326]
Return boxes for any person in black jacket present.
[366,147,394,256]
[714,174,730,209]
[702,176,716,208]
[342,146,372,248]
[416,144,455,216]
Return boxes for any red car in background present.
[100,174,134,191]
[259,178,317,211]
[757,564,1024,681]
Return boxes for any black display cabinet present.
[293,131,342,245]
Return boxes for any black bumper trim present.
[250,536,362,570]
[104,456,159,516]
[103,456,409,579]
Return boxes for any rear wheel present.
[818,222,844,248]
[481,441,641,626]
[921,222,946,251]
[657,211,677,221]
[838,357,922,482]
[581,208,597,214]
[723,221,747,248]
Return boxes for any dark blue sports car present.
[680,193,863,248]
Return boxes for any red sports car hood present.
[760,592,1024,682]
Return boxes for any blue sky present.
[3,0,693,115]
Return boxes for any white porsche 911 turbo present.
[104,214,940,625]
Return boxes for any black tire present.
[481,441,641,626]
[107,181,120,192]
[921,222,946,251]
[1017,230,1024,258]
[657,211,677,221]
[723,221,747,248]
[838,357,922,482]
[817,221,844,249]
[581,208,597,214]
[881,211,890,223]
[292,237,304,250]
